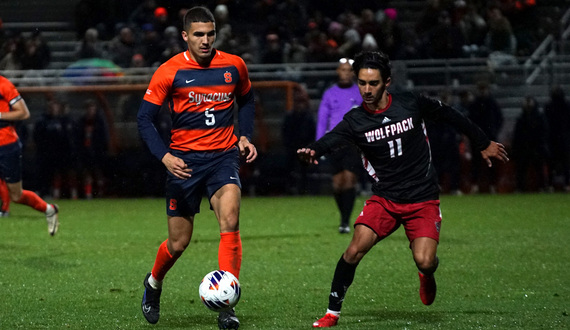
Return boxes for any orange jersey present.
[143,49,252,152]
[0,76,22,147]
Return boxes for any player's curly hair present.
[353,51,392,82]
[183,6,215,31]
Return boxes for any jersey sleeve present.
[143,65,173,106]
[234,56,252,97]
[0,76,21,106]
[417,93,491,151]
[308,119,356,157]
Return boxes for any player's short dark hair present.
[353,51,392,82]
[183,6,215,31]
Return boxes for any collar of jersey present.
[363,94,392,114]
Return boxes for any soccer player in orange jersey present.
[138,6,257,329]
[0,75,59,234]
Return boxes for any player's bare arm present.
[162,153,192,179]
[480,141,509,167]
[297,148,319,165]
[3,99,31,121]
[238,136,257,163]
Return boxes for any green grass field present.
[1,193,569,329]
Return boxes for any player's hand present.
[238,136,257,163]
[162,153,192,179]
[481,141,509,167]
[297,148,318,165]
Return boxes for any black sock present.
[339,188,356,226]
[328,255,358,312]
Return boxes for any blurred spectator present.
[358,8,381,44]
[416,0,444,39]
[33,99,78,199]
[484,5,516,55]
[107,26,136,68]
[137,23,164,66]
[0,34,23,70]
[377,8,403,59]
[213,4,233,53]
[261,33,284,64]
[157,26,185,64]
[129,0,158,28]
[276,0,308,40]
[75,28,107,60]
[427,90,462,195]
[284,37,308,64]
[420,10,465,59]
[282,85,316,194]
[467,81,504,193]
[544,86,570,191]
[458,3,488,57]
[77,99,110,199]
[20,30,51,70]
[152,7,170,35]
[512,96,549,192]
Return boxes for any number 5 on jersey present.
[205,107,215,126]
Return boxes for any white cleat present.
[46,204,59,236]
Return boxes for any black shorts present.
[327,144,362,175]
[0,143,22,184]
[165,148,241,217]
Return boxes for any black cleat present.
[141,272,162,324]
[218,308,240,329]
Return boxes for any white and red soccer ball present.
[199,270,241,312]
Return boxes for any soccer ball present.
[199,270,241,312]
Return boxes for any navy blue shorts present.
[0,143,22,184]
[165,148,241,217]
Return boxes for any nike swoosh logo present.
[230,176,238,180]
[186,79,195,83]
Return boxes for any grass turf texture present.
[0,194,568,329]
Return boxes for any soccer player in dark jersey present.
[298,51,509,328]
[137,6,257,329]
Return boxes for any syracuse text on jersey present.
[188,91,233,106]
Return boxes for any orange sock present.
[151,240,179,281]
[219,231,242,279]
[0,180,10,212]
[16,190,48,213]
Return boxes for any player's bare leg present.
[142,215,194,324]
[314,225,378,327]
[211,184,242,329]
[411,237,438,305]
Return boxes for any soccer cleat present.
[418,272,437,305]
[46,204,59,236]
[338,225,350,234]
[0,211,9,217]
[313,313,339,328]
[218,308,240,329]
[142,272,162,324]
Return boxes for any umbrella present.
[63,58,123,84]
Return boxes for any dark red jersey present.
[143,49,252,152]
[0,76,22,147]
[310,91,490,203]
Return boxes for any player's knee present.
[414,254,438,274]
[343,246,365,264]
[168,238,190,257]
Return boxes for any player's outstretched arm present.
[238,136,257,163]
[481,141,509,167]
[297,148,319,165]
[162,153,192,179]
